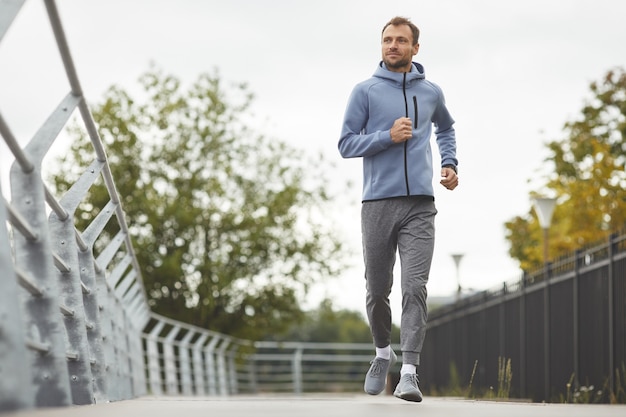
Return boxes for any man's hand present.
[440,166,458,190]
[390,117,413,143]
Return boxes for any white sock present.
[400,364,416,375]
[375,345,391,360]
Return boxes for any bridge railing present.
[0,2,376,412]
[243,341,379,394]
[0,0,154,411]
[139,329,382,397]
[0,0,242,410]
[141,313,247,398]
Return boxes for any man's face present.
[381,24,419,72]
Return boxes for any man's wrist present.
[443,164,457,174]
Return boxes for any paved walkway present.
[5,395,626,417]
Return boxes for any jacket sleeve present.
[338,86,392,158]
[431,86,458,168]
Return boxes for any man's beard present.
[383,56,411,70]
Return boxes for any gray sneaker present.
[364,350,397,395]
[393,373,423,402]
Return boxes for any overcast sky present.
[1,0,625,320]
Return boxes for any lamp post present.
[533,197,557,264]
[451,253,464,302]
[532,196,557,402]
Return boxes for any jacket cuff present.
[442,164,457,174]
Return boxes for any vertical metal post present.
[179,331,195,396]
[107,297,123,401]
[146,321,165,395]
[107,296,125,401]
[10,161,72,408]
[163,325,181,395]
[77,245,107,402]
[247,356,258,394]
[227,344,240,395]
[499,282,506,357]
[573,249,581,390]
[292,346,303,394]
[543,264,551,401]
[119,309,135,399]
[0,190,34,411]
[542,228,549,267]
[607,233,616,395]
[205,336,220,395]
[216,338,230,396]
[519,272,526,398]
[49,211,95,405]
[99,262,125,401]
[128,327,146,397]
[192,334,209,395]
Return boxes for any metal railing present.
[0,0,153,410]
[244,341,382,394]
[421,231,626,402]
[141,314,246,397]
[141,324,379,398]
[0,2,375,412]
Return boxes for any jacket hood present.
[374,61,425,87]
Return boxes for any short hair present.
[381,16,420,45]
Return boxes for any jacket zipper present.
[401,74,418,195]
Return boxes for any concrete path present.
[5,394,626,417]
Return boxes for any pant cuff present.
[402,351,420,366]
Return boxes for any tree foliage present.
[505,67,626,271]
[274,299,400,344]
[52,67,346,340]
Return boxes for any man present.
[338,16,458,402]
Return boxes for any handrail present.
[0,0,151,410]
[0,2,251,411]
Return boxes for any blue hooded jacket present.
[338,62,457,201]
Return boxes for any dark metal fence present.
[421,232,626,402]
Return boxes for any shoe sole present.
[394,391,423,402]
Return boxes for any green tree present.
[277,299,371,343]
[275,299,401,344]
[52,67,346,340]
[505,67,626,271]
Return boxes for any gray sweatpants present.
[361,196,437,366]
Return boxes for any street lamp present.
[451,253,464,301]
[533,197,557,264]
